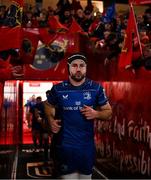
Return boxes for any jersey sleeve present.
[97,85,108,106]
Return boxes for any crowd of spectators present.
[0,0,151,69]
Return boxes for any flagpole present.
[130,3,143,57]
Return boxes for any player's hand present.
[80,105,97,120]
[50,119,61,133]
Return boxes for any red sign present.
[29,83,40,87]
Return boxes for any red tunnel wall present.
[95,80,151,178]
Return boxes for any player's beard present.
[70,72,86,82]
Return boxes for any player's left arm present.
[80,102,112,120]
[96,102,112,120]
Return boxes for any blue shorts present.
[56,145,95,175]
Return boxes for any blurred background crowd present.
[0,0,151,69]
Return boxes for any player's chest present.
[57,90,97,106]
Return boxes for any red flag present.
[0,55,11,68]
[39,28,59,45]
[48,16,68,32]
[40,17,84,45]
[0,27,22,51]
[68,18,84,33]
[19,30,39,64]
[118,5,142,69]
[39,16,68,45]
[0,55,12,80]
[129,0,151,4]
[12,0,24,6]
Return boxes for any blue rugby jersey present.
[47,78,108,147]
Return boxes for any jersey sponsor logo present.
[83,92,91,100]
[63,106,79,111]
[75,101,81,106]
[62,94,68,100]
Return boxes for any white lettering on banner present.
[95,114,151,177]
[122,143,150,176]
[113,116,125,140]
[128,119,151,149]
[111,116,151,149]
[96,141,151,176]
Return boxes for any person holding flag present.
[118,2,143,70]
